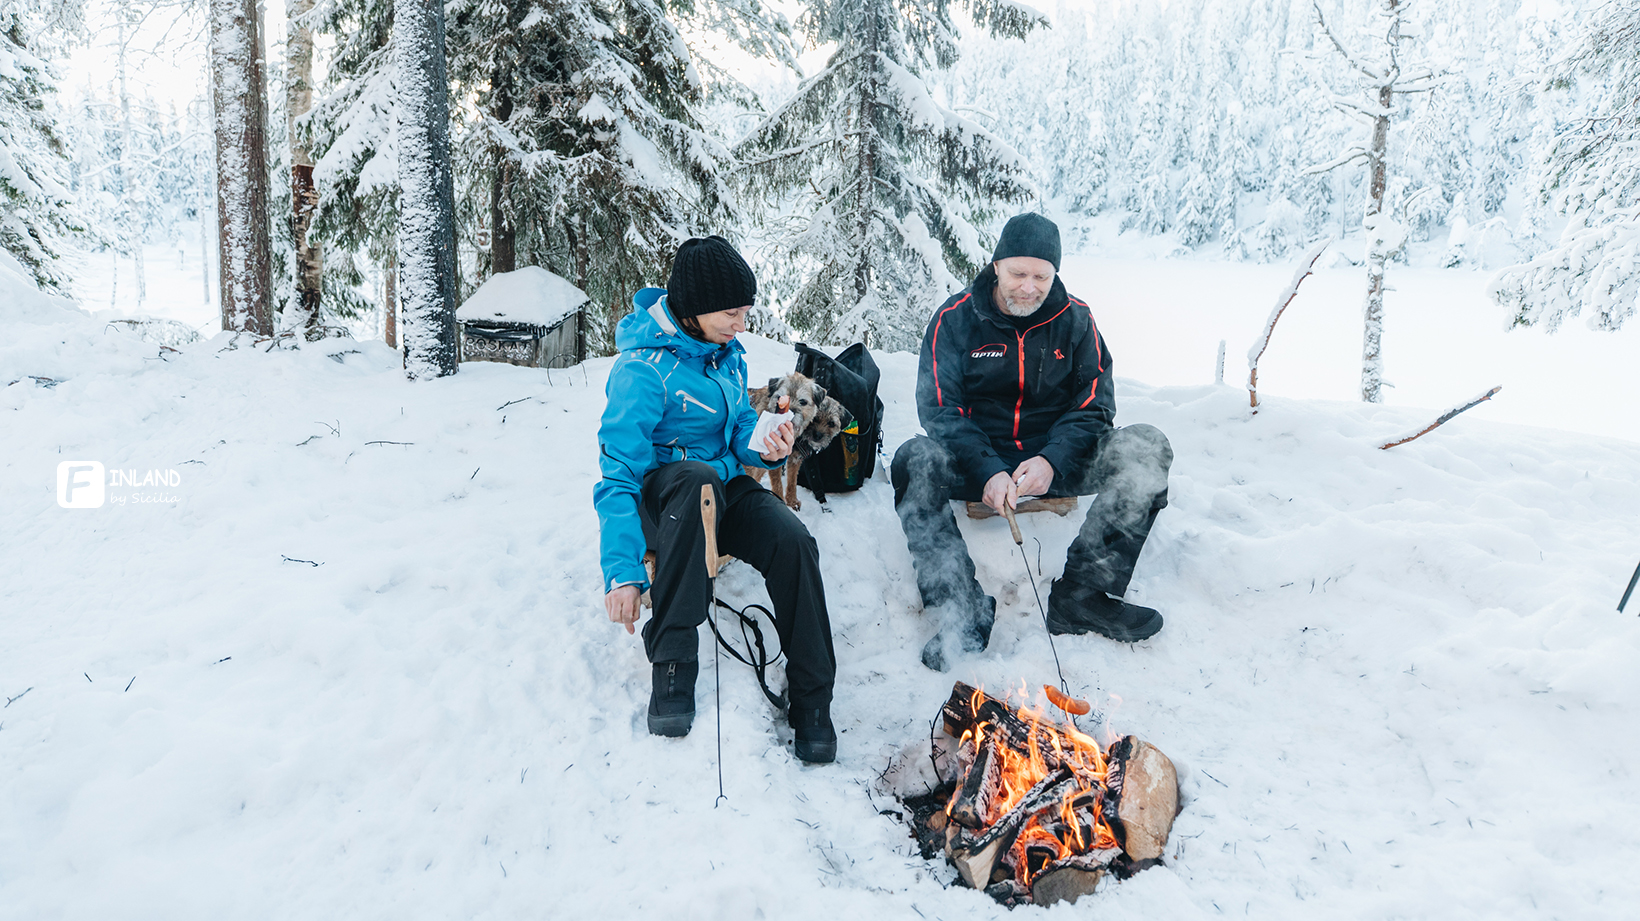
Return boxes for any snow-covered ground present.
[6,253,1640,918]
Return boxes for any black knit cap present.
[990,212,1061,271]
[666,236,757,320]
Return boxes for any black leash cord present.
[706,597,788,712]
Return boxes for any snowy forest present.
[9,1,1640,916]
[4,0,1638,368]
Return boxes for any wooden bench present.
[965,496,1079,520]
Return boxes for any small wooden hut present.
[457,267,589,368]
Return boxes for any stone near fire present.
[1031,866,1103,906]
[1110,736,1178,861]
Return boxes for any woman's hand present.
[605,585,641,634]
[760,420,795,463]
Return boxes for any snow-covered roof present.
[457,266,589,329]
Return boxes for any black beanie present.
[666,236,757,319]
[990,213,1061,271]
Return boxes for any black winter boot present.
[789,705,836,764]
[1046,577,1162,642]
[647,661,698,737]
[920,595,997,672]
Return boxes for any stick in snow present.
[1248,237,1332,410]
[1619,560,1640,614]
[1378,386,1502,450]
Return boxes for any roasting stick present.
[701,485,729,807]
[1001,499,1086,732]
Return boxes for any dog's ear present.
[812,385,827,405]
[767,377,782,393]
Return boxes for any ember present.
[910,681,1179,907]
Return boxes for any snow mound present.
[3,307,1639,918]
[456,266,589,329]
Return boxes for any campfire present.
[906,682,1179,908]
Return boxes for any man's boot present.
[789,704,837,764]
[1046,575,1162,642]
[920,595,997,672]
[647,660,698,737]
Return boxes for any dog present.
[744,373,852,510]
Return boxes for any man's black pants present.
[890,425,1173,619]
[639,461,837,709]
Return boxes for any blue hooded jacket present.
[593,287,776,592]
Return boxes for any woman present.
[593,236,838,764]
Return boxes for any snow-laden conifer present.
[1,0,86,289]
[1491,1,1640,333]
[735,0,1043,349]
[444,0,780,353]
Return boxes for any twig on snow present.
[1378,386,1502,449]
[1619,559,1640,614]
[4,687,33,707]
[281,555,324,567]
[1248,237,1332,410]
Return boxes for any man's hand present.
[1011,456,1055,498]
[605,585,641,635]
[760,420,795,463]
[982,470,1018,514]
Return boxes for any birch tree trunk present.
[209,0,274,335]
[395,0,460,378]
[116,11,146,307]
[1360,79,1392,403]
[287,0,322,337]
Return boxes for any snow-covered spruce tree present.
[1491,1,1640,333]
[301,0,400,334]
[734,0,1042,349]
[1309,0,1440,403]
[1,0,85,289]
[445,0,779,353]
[395,0,459,377]
[210,0,275,334]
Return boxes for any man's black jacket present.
[915,265,1116,488]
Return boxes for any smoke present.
[1064,424,1173,597]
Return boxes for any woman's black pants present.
[639,461,837,709]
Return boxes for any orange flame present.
[947,683,1121,889]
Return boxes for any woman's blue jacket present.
[593,288,775,592]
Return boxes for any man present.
[891,212,1173,671]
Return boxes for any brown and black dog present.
[745,373,852,510]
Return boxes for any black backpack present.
[793,341,884,504]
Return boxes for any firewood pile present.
[906,682,1180,908]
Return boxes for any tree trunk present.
[852,2,880,305]
[1359,3,1399,404]
[116,12,146,308]
[488,86,516,275]
[287,0,322,338]
[394,0,460,378]
[384,251,398,351]
[209,0,275,335]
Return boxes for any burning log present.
[950,769,1076,889]
[917,682,1181,907]
[1104,736,1179,861]
[941,682,1080,772]
[948,736,1001,829]
[1031,866,1103,906]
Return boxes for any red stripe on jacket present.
[931,294,972,407]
